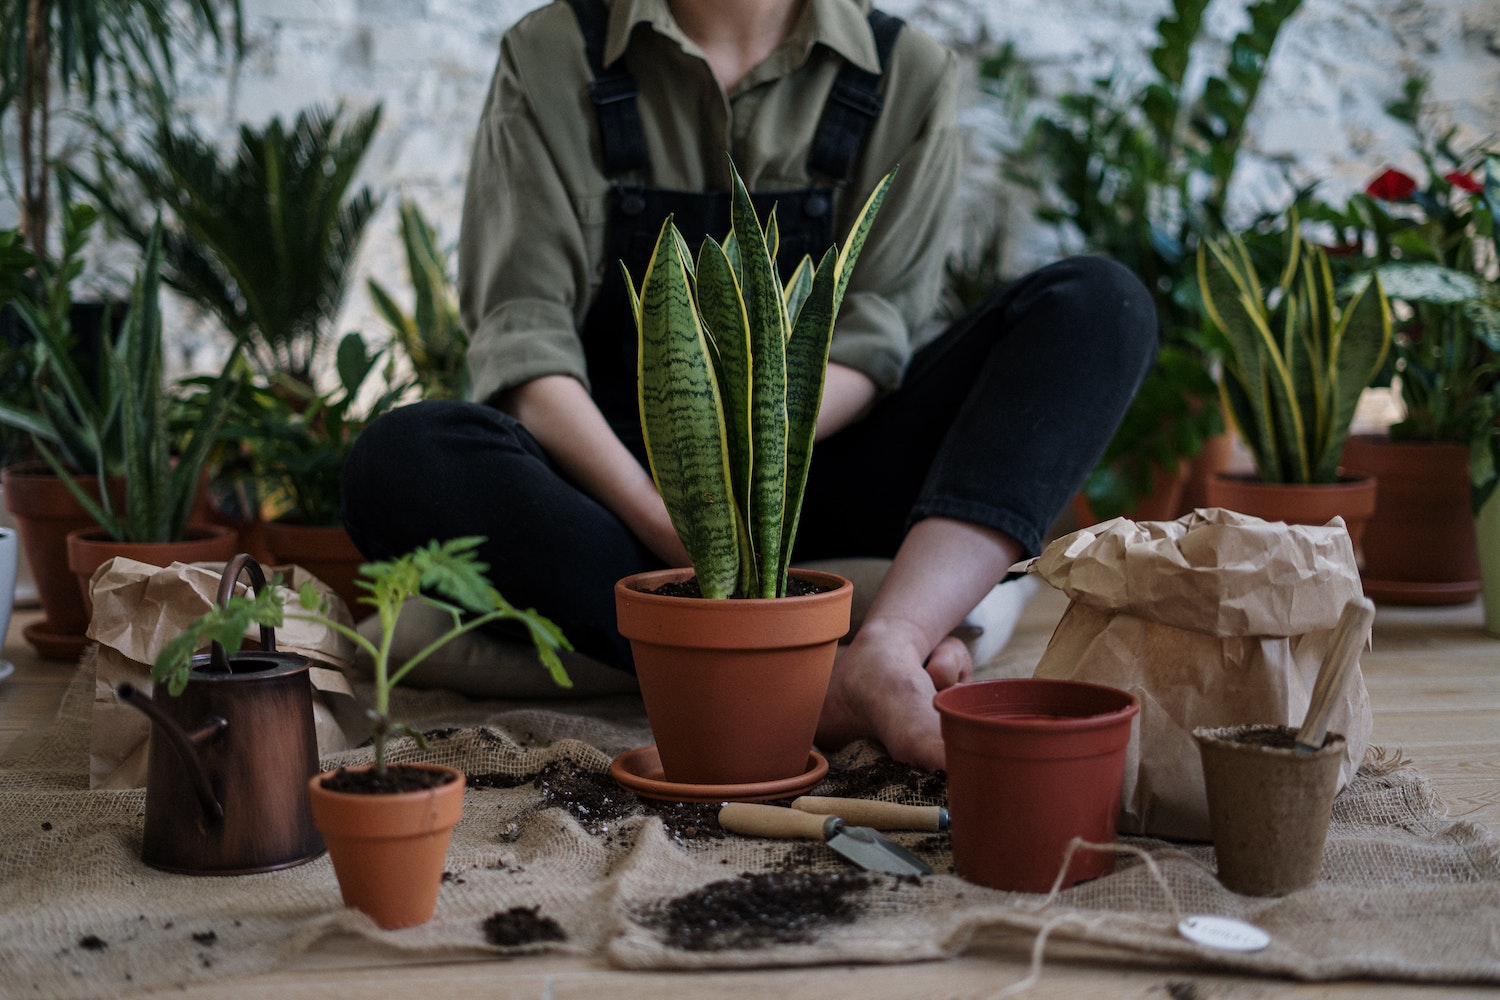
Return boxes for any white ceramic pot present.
[0,526,18,671]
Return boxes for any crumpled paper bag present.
[1022,507,1373,841]
[86,556,357,790]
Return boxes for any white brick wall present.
[5,0,1497,376]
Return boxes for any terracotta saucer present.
[22,620,90,661]
[610,745,828,803]
[1362,577,1481,607]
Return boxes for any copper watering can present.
[118,553,326,875]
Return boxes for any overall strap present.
[567,0,904,184]
[806,9,904,183]
[566,0,649,177]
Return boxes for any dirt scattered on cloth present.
[191,931,217,946]
[817,754,946,803]
[636,871,873,951]
[77,935,108,951]
[482,907,568,947]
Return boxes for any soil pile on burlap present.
[3,653,1500,998]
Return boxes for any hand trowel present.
[717,802,933,876]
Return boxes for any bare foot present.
[816,620,968,771]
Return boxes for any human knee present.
[1041,255,1158,371]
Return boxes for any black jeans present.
[342,256,1156,668]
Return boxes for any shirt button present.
[621,193,646,215]
[804,193,830,218]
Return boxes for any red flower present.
[1445,171,1482,194]
[1366,167,1417,201]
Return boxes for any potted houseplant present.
[1198,218,1393,545]
[199,332,410,613]
[1320,84,1499,603]
[57,220,244,609]
[989,0,1306,520]
[612,162,889,789]
[153,535,572,928]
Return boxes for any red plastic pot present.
[935,678,1139,893]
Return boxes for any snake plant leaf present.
[782,256,815,336]
[729,164,790,597]
[1319,267,1390,480]
[778,245,842,587]
[1198,233,1298,481]
[696,235,759,596]
[832,170,897,315]
[636,216,740,599]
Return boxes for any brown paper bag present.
[1024,508,1373,841]
[86,556,358,790]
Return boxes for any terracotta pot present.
[1179,431,1237,515]
[66,525,239,618]
[614,567,853,786]
[1,463,126,659]
[1194,724,1346,897]
[263,520,366,616]
[308,764,466,929]
[1340,435,1480,605]
[1204,472,1377,550]
[934,678,1139,893]
[1478,491,1500,639]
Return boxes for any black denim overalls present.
[562,0,904,458]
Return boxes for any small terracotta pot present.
[1194,724,1346,897]
[934,678,1139,893]
[1,463,126,658]
[308,764,466,929]
[263,520,366,616]
[1205,472,1377,550]
[615,567,852,786]
[1341,435,1480,605]
[65,525,240,618]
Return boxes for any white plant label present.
[1177,915,1271,952]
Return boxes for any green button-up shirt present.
[458,0,961,405]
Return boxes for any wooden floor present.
[3,583,1497,999]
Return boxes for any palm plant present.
[72,103,381,390]
[0,0,242,258]
[622,161,892,599]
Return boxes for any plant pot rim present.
[1193,723,1347,759]
[65,522,237,549]
[1346,432,1469,452]
[1211,471,1375,490]
[616,566,853,606]
[310,761,466,798]
[934,677,1140,732]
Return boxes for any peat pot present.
[614,567,853,786]
[934,678,1139,893]
[1194,724,1346,896]
[308,764,467,929]
[118,554,324,874]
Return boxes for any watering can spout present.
[117,682,227,823]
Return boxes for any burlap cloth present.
[3,652,1499,999]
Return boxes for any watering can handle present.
[209,554,279,673]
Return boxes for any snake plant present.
[623,162,893,599]
[1198,223,1392,485]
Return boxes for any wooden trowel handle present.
[792,796,948,832]
[718,802,831,840]
[1296,596,1376,750]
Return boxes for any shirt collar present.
[603,0,880,75]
